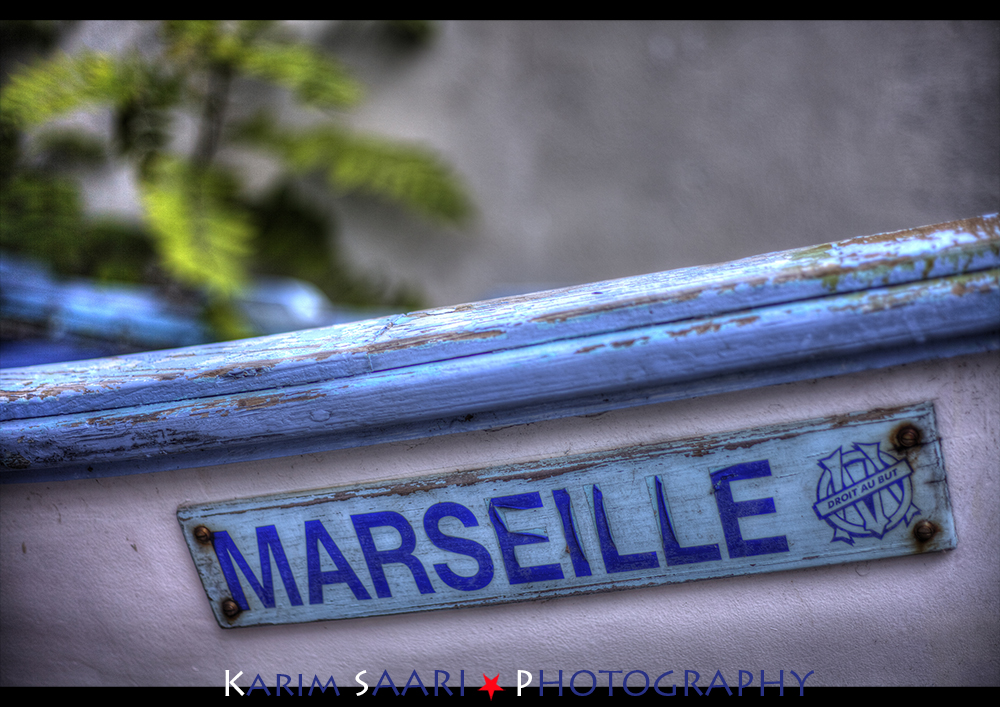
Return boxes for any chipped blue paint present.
[1,215,998,482]
[178,403,955,627]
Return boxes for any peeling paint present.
[366,328,506,354]
[1,215,997,482]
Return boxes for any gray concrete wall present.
[333,21,1000,305]
[55,21,1000,308]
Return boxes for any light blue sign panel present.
[179,402,955,628]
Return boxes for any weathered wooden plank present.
[0,317,390,421]
[2,215,996,422]
[2,268,996,482]
[178,403,954,628]
[363,216,998,373]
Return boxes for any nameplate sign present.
[179,403,955,628]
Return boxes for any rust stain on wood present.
[233,391,326,411]
[84,406,187,427]
[611,337,649,348]
[365,329,505,355]
[195,353,353,380]
[669,321,723,337]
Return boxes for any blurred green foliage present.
[0,20,470,338]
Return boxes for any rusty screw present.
[913,520,936,542]
[193,525,213,544]
[221,599,241,618]
[897,425,920,449]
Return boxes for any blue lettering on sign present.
[592,484,660,573]
[423,502,494,591]
[181,404,953,629]
[488,492,565,584]
[552,489,592,577]
[209,459,797,610]
[304,519,371,603]
[214,526,303,610]
[351,511,436,598]
[653,476,722,565]
[710,461,790,558]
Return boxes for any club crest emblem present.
[813,442,920,544]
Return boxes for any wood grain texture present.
[2,215,998,482]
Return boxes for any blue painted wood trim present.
[1,215,998,482]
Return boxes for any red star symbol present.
[479,674,504,700]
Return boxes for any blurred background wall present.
[333,20,1000,304]
[7,20,1000,309]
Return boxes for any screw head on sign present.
[913,520,936,542]
[193,525,213,544]
[222,599,241,618]
[897,426,920,448]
